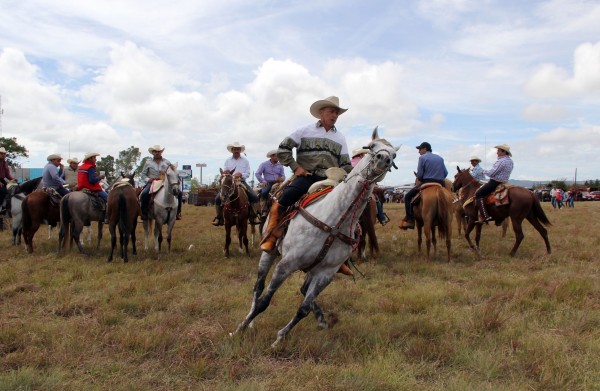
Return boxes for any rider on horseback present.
[42,153,70,197]
[260,96,354,274]
[211,142,260,226]
[0,147,16,218]
[140,145,182,220]
[255,149,285,221]
[399,142,448,230]
[78,152,109,222]
[474,144,513,224]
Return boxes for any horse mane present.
[18,177,43,195]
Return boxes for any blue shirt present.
[470,164,486,181]
[416,152,448,182]
[255,159,285,184]
[484,155,513,182]
[42,162,66,190]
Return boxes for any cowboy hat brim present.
[309,96,348,119]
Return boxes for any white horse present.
[5,177,42,245]
[232,128,399,347]
[143,164,179,255]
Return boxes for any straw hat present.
[266,149,278,158]
[309,96,348,119]
[494,144,512,157]
[469,156,481,162]
[47,153,62,161]
[67,157,80,164]
[227,142,245,153]
[0,147,6,153]
[148,145,165,153]
[352,147,369,158]
[83,152,100,161]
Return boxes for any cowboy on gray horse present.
[140,145,182,220]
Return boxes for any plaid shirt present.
[484,155,513,182]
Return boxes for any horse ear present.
[457,165,461,172]
[413,171,417,177]
[231,168,236,175]
[371,126,379,141]
[220,168,224,174]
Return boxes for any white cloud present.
[522,103,572,121]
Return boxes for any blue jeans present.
[278,175,326,207]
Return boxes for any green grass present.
[0,201,599,390]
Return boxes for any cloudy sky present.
[1,0,599,186]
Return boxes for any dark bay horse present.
[219,169,256,257]
[21,188,61,253]
[357,195,379,262]
[107,174,139,262]
[453,167,551,257]
[412,183,454,262]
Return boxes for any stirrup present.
[379,213,390,226]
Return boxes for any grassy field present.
[1,200,599,390]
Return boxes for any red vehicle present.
[581,191,600,201]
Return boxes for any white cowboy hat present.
[67,157,80,164]
[352,147,369,158]
[309,96,348,119]
[494,144,512,157]
[227,142,245,153]
[266,149,278,158]
[0,147,6,153]
[47,153,62,161]
[469,156,481,162]
[83,152,100,161]
[148,145,165,153]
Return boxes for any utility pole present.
[196,163,206,186]
[0,94,3,137]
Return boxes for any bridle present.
[220,172,247,213]
[454,170,479,204]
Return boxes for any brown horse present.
[452,167,551,257]
[453,185,509,238]
[107,174,139,262]
[357,194,380,262]
[21,189,61,253]
[412,183,454,262]
[219,169,255,257]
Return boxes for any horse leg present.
[166,220,174,255]
[233,257,296,335]
[299,274,328,329]
[241,221,249,255]
[224,223,232,257]
[272,272,334,348]
[463,219,480,256]
[525,214,551,255]
[501,218,509,238]
[108,223,117,262]
[417,223,423,253]
[73,223,85,254]
[95,222,102,250]
[25,222,41,253]
[154,222,162,253]
[508,217,525,257]
[131,225,137,255]
[431,226,437,257]
[424,224,432,261]
[244,251,278,329]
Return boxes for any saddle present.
[463,183,512,208]
[81,188,106,211]
[410,182,442,206]
[39,187,63,207]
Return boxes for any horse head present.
[353,126,399,183]
[453,166,475,192]
[218,169,237,203]
[165,164,180,196]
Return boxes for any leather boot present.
[248,203,260,225]
[212,204,223,226]
[260,201,283,253]
[476,198,491,224]
[337,260,353,276]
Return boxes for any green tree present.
[115,146,142,177]
[550,179,567,190]
[0,137,28,166]
[97,155,116,182]
[190,177,200,191]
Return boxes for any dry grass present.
[1,201,599,390]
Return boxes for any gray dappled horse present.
[143,164,179,256]
[5,177,42,245]
[58,190,105,254]
[231,128,399,347]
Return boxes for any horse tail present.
[59,194,72,250]
[531,194,552,226]
[21,196,32,239]
[436,189,453,240]
[118,191,129,235]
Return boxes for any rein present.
[221,174,247,214]
[298,150,390,272]
[456,172,480,205]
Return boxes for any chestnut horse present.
[219,169,255,257]
[21,189,62,253]
[412,182,454,262]
[107,174,139,262]
[453,167,551,257]
[357,194,379,262]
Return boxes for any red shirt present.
[0,159,14,181]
